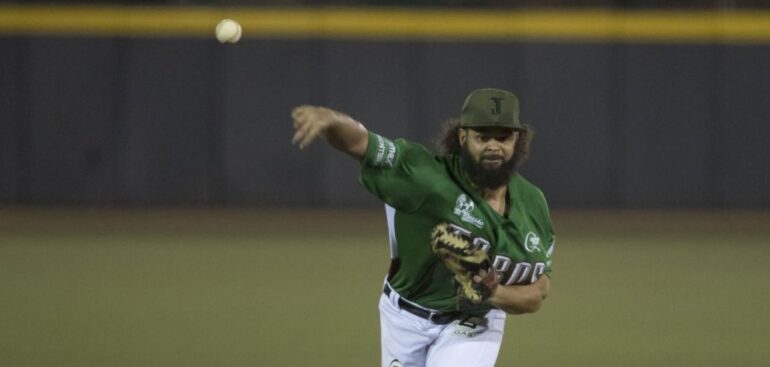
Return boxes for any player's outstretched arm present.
[291,105,369,160]
[485,275,550,315]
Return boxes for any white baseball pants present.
[379,287,506,367]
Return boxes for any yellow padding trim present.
[1,6,769,43]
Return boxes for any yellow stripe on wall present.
[0,5,769,43]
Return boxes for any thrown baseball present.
[215,19,242,44]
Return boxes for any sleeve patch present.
[371,133,398,167]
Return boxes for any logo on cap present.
[459,88,521,129]
[490,97,503,115]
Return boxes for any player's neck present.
[480,186,508,215]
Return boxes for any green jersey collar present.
[445,155,518,229]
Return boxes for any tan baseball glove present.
[431,222,498,304]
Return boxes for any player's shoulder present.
[391,137,442,165]
[393,137,432,154]
[509,174,542,194]
[509,174,549,205]
[510,174,553,231]
[363,131,447,174]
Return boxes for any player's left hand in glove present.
[431,222,498,304]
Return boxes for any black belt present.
[383,284,463,324]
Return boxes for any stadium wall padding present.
[1,37,768,208]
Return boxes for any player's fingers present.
[291,115,305,131]
[292,118,315,145]
[473,268,494,284]
[291,124,308,146]
[291,129,304,146]
[298,124,321,149]
[298,132,316,150]
[482,270,498,289]
[292,108,309,126]
[302,122,327,149]
[291,105,310,120]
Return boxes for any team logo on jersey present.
[388,360,404,367]
[524,232,541,253]
[453,194,484,228]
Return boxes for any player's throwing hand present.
[291,105,336,149]
[290,105,369,159]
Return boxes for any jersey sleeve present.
[358,132,435,213]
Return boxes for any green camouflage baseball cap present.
[459,88,522,129]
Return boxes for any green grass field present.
[1,209,769,367]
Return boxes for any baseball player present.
[291,88,554,367]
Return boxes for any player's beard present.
[460,147,516,190]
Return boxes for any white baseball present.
[215,19,242,44]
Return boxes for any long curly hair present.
[435,118,534,169]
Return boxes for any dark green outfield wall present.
[1,36,768,208]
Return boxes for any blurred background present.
[1,1,769,367]
[1,0,769,208]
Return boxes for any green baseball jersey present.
[359,132,555,315]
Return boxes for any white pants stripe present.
[379,288,506,367]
